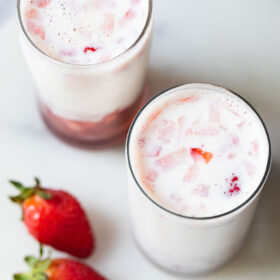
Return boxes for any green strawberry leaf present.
[37,190,52,200]
[21,188,36,199]
[13,273,30,280]
[9,181,26,191]
[33,259,51,272]
[34,178,41,187]
[10,188,35,204]
[33,272,48,280]
[25,256,38,268]
[9,195,25,204]
[39,244,44,259]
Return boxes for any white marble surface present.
[0,0,279,279]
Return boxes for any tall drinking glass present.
[17,0,153,147]
[126,83,271,275]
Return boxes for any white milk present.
[127,84,270,275]
[18,0,152,143]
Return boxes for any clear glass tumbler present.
[126,84,271,275]
[17,0,153,148]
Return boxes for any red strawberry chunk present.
[119,9,136,27]
[250,140,259,156]
[157,119,176,143]
[230,134,240,146]
[36,0,51,8]
[229,185,240,194]
[186,126,219,136]
[155,147,188,171]
[84,46,97,53]
[183,165,198,182]
[102,14,115,35]
[225,174,241,196]
[175,95,195,104]
[137,136,145,148]
[146,145,162,157]
[146,169,158,182]
[125,9,136,19]
[190,148,213,164]
[25,8,39,19]
[27,21,45,40]
[228,153,236,159]
[61,49,76,57]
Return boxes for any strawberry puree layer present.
[21,0,149,64]
[130,86,269,217]
[40,85,149,147]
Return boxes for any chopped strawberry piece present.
[25,8,38,19]
[27,21,45,40]
[175,95,196,104]
[146,145,162,157]
[192,184,209,197]
[190,148,213,164]
[157,119,176,143]
[155,147,188,171]
[183,165,198,182]
[103,14,115,35]
[230,134,240,146]
[146,169,158,182]
[36,0,51,8]
[186,126,219,136]
[125,9,136,19]
[229,185,240,194]
[119,9,136,27]
[228,153,236,159]
[131,0,141,4]
[84,46,97,53]
[237,121,245,128]
[225,174,241,196]
[250,140,259,156]
[61,49,76,57]
[137,137,145,148]
[142,107,163,132]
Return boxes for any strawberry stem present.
[9,178,53,205]
[13,245,51,280]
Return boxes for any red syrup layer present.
[40,85,149,148]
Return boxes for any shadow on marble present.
[86,206,119,265]
[148,67,188,97]
[0,1,15,27]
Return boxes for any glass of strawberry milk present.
[18,0,153,147]
[126,83,271,275]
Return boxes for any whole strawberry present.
[10,178,94,258]
[14,252,105,280]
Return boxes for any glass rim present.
[126,83,272,221]
[17,0,153,69]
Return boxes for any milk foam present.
[21,0,149,64]
[130,86,269,217]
